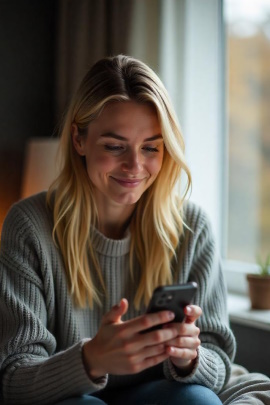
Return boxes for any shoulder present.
[182,200,213,236]
[0,192,55,287]
[11,191,48,213]
[174,201,219,284]
[178,200,216,259]
[1,191,52,240]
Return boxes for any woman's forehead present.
[88,101,161,135]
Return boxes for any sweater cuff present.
[163,346,226,393]
[2,339,108,405]
[163,350,199,382]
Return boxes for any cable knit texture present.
[0,192,236,404]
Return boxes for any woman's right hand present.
[82,298,178,380]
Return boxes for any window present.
[158,0,270,295]
[224,0,270,265]
[130,0,269,294]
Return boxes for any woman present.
[0,55,235,404]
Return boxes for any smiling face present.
[72,101,164,222]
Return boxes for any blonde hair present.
[47,55,191,308]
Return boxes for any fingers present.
[166,345,198,367]
[138,325,179,349]
[127,310,176,335]
[103,301,178,335]
[165,321,200,351]
[166,334,201,352]
[184,305,202,323]
[85,302,202,379]
[127,342,166,364]
[114,311,179,353]
[162,305,202,370]
[127,352,170,374]
[165,330,200,371]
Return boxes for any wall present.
[0,0,56,230]
[231,321,270,377]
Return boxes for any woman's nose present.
[121,150,143,173]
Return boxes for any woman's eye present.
[143,146,159,153]
[104,145,123,151]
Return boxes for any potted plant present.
[246,254,270,309]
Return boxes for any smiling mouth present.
[110,177,144,188]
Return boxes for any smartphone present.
[143,282,198,332]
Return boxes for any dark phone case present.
[145,282,198,324]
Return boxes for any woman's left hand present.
[164,305,202,374]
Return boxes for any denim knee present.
[55,395,108,405]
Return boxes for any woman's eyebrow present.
[100,132,163,142]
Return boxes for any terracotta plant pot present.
[246,274,270,310]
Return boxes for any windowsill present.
[228,293,270,331]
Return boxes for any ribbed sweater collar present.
[91,227,131,257]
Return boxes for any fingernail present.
[168,311,175,320]
[169,346,175,354]
[186,306,192,314]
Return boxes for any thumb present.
[102,298,129,325]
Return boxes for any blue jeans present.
[56,380,222,404]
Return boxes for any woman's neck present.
[98,222,129,240]
[97,205,135,240]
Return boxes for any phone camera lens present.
[156,294,173,307]
[166,295,173,303]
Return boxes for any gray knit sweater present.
[0,192,236,404]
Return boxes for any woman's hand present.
[164,305,202,374]
[82,298,179,380]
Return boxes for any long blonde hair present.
[47,55,192,308]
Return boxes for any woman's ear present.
[71,123,86,156]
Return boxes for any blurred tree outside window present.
[224,0,270,263]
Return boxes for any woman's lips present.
[111,177,143,188]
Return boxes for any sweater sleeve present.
[0,201,107,405]
[163,202,236,393]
